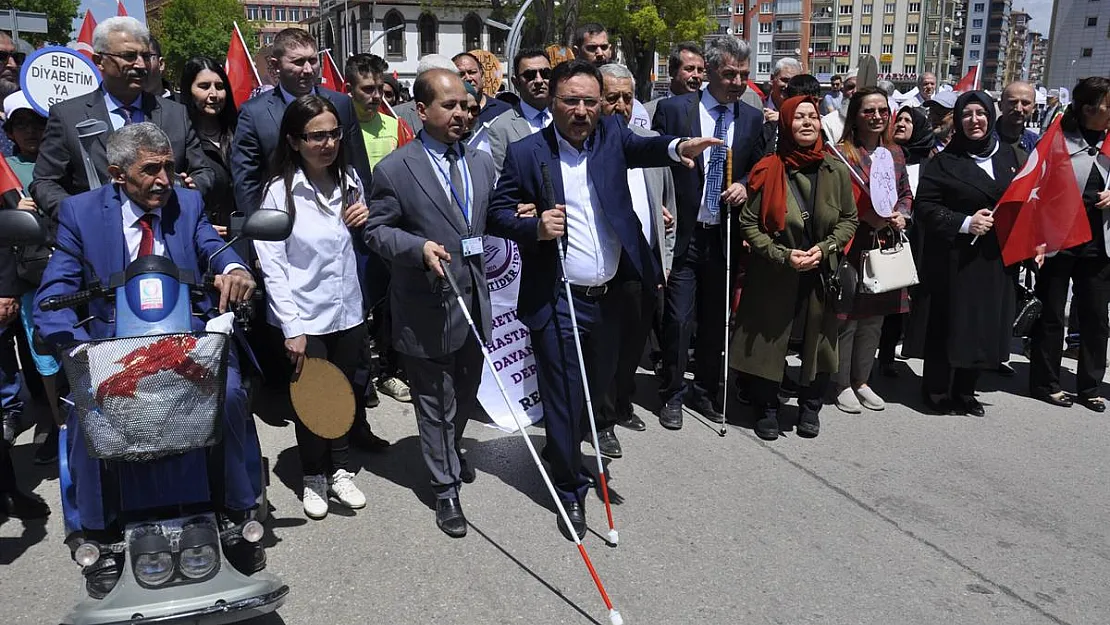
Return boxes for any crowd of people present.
[0,14,1108,598]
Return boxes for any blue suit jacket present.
[34,185,246,346]
[230,86,371,216]
[487,116,675,330]
[652,91,765,258]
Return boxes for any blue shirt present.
[103,87,145,130]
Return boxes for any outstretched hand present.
[677,137,724,168]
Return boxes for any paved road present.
[2,353,1108,625]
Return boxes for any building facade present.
[1026,31,1047,84]
[1002,9,1028,85]
[246,1,320,47]
[1045,0,1108,90]
[960,0,1009,90]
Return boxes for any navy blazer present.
[487,116,676,330]
[230,86,371,216]
[34,186,246,346]
[652,91,764,257]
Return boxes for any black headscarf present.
[897,105,934,165]
[945,90,998,158]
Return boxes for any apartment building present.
[1002,9,1028,84]
[1045,0,1109,89]
[960,0,1009,90]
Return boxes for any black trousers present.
[749,372,829,416]
[600,278,657,428]
[878,313,904,364]
[292,323,368,476]
[1029,254,1110,399]
[921,302,981,398]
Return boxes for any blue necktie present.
[704,105,728,220]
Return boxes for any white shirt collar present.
[554,126,591,154]
[288,167,361,198]
[122,193,162,226]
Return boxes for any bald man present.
[998,80,1039,155]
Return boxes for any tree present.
[8,0,80,47]
[149,0,257,82]
[579,0,712,99]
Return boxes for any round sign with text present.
[19,46,102,117]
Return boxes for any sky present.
[1015,0,1054,35]
[70,0,147,39]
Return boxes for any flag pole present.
[233,22,263,87]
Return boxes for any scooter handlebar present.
[40,290,98,312]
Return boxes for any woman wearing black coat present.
[179,57,238,236]
[913,91,1021,416]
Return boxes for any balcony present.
[714,2,733,16]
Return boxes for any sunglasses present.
[102,51,157,64]
[518,68,552,82]
[861,107,890,117]
[0,51,26,65]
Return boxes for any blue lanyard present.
[421,141,471,229]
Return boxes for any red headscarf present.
[747,96,826,234]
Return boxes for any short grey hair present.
[705,36,751,71]
[876,79,895,96]
[106,122,172,170]
[416,54,458,75]
[598,63,635,88]
[92,16,150,54]
[772,57,802,76]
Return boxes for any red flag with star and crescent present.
[993,118,1089,266]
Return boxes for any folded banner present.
[477,237,543,431]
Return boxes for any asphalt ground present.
[2,350,1108,625]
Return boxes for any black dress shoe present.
[922,393,954,415]
[796,411,820,438]
[557,500,587,542]
[1,410,20,445]
[659,401,683,430]
[84,553,123,599]
[1076,396,1107,413]
[223,532,267,575]
[435,497,467,538]
[459,457,476,484]
[1032,390,1073,408]
[686,395,725,424]
[955,395,986,417]
[754,414,780,441]
[615,411,646,432]
[1,490,50,519]
[595,428,622,458]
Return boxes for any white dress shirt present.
[626,168,655,248]
[556,130,621,286]
[122,196,246,272]
[519,100,551,134]
[420,133,474,227]
[698,89,736,225]
[959,143,999,234]
[254,167,365,338]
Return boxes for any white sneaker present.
[855,385,886,411]
[835,387,863,414]
[378,377,412,402]
[302,475,329,519]
[328,469,366,509]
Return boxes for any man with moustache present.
[651,35,765,429]
[914,72,937,104]
[644,43,706,121]
[364,69,498,538]
[997,80,1040,155]
[489,59,719,539]
[453,52,512,127]
[923,89,958,153]
[30,17,213,218]
[487,49,553,173]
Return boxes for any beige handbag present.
[859,227,919,294]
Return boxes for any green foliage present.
[8,0,80,46]
[150,0,258,81]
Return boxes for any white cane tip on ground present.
[609,609,624,625]
[608,529,619,545]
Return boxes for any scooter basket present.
[60,332,229,462]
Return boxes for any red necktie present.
[137,214,155,257]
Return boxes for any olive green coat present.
[729,155,858,384]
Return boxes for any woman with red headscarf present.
[730,96,858,441]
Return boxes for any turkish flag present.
[954,64,978,92]
[1101,133,1110,160]
[320,50,347,92]
[747,80,765,101]
[116,1,128,16]
[0,156,25,210]
[379,99,414,147]
[225,22,260,108]
[74,10,97,59]
[993,118,1089,266]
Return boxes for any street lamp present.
[368,23,404,51]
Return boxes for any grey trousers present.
[402,334,483,500]
[834,316,884,389]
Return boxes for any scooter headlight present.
[131,532,174,587]
[74,541,101,567]
[178,524,220,580]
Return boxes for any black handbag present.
[1013,270,1042,338]
[827,258,858,314]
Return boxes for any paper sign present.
[19,46,102,117]
[869,146,898,217]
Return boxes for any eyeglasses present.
[300,128,343,144]
[605,93,634,105]
[102,51,156,64]
[0,51,26,65]
[555,95,600,109]
[584,43,610,53]
[518,68,552,82]
[843,84,857,91]
[861,107,890,117]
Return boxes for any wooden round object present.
[289,358,355,440]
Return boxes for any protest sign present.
[20,46,102,116]
[869,146,897,217]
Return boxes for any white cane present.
[438,259,625,625]
[719,149,733,437]
[541,163,619,547]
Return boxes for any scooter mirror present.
[0,209,47,247]
[241,209,293,242]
